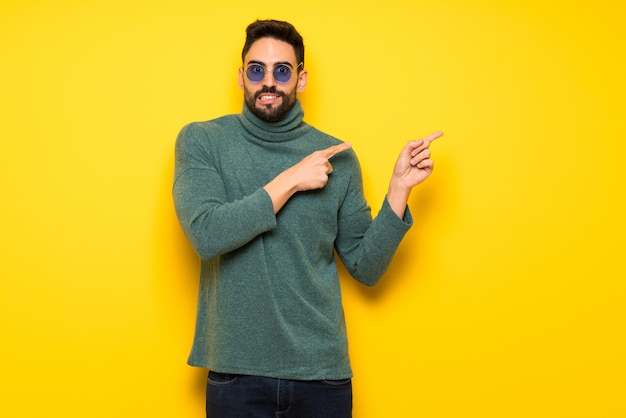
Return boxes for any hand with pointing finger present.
[263,142,352,213]
[387,131,444,218]
[290,142,353,191]
[392,131,443,189]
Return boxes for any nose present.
[262,69,277,87]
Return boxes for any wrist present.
[387,179,411,219]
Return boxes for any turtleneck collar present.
[238,99,311,143]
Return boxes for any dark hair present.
[241,20,305,67]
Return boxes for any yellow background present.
[1,0,624,417]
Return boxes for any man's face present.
[238,37,307,122]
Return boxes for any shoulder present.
[179,114,239,139]
[306,126,355,159]
[306,124,341,144]
[176,114,241,151]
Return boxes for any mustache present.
[253,86,285,100]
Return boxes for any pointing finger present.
[411,131,444,154]
[423,131,444,146]
[320,142,352,159]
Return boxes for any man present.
[173,19,442,417]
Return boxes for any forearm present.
[337,198,412,286]
[174,171,277,260]
[263,167,300,214]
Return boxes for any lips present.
[254,87,284,106]
[258,94,280,102]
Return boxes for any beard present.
[244,85,297,122]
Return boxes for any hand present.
[387,131,443,218]
[391,131,443,190]
[289,142,352,191]
[264,142,352,213]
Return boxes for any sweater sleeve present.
[334,156,413,286]
[172,123,277,260]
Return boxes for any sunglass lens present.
[246,65,265,82]
[273,65,292,83]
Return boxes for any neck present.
[239,99,309,142]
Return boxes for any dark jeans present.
[206,371,352,418]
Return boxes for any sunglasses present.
[245,62,303,83]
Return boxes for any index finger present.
[422,131,444,146]
[320,142,352,159]
[412,131,444,153]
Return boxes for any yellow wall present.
[1,1,624,417]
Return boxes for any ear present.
[238,67,245,90]
[296,69,308,93]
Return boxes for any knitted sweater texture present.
[173,100,412,380]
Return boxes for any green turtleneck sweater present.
[173,100,412,380]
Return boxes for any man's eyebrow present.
[246,60,294,68]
